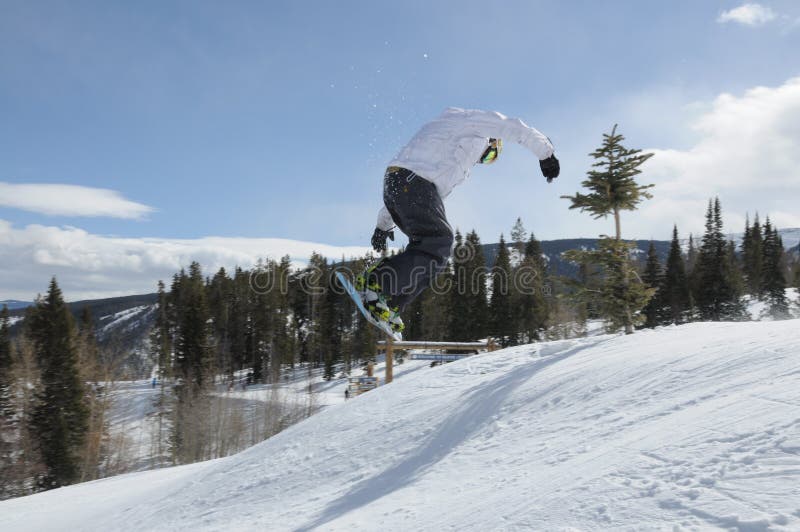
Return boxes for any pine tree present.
[250,260,272,382]
[174,263,213,389]
[761,219,789,319]
[489,235,516,346]
[0,306,13,480]
[661,226,691,324]
[149,281,174,465]
[517,233,549,341]
[447,229,489,341]
[510,217,528,256]
[0,306,11,417]
[448,230,472,341]
[208,268,232,377]
[742,214,764,297]
[28,278,89,489]
[321,263,345,381]
[561,124,655,333]
[464,230,489,339]
[686,233,698,274]
[151,280,173,381]
[230,267,254,373]
[562,124,654,241]
[272,256,295,371]
[693,199,746,321]
[724,240,748,318]
[641,242,663,328]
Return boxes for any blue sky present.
[2,1,800,299]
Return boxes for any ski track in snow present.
[1,320,799,531]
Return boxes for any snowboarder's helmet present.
[479,138,502,164]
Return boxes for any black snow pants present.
[373,167,454,312]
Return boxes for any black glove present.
[540,154,560,183]
[371,227,394,252]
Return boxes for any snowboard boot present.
[355,261,404,334]
[365,292,404,335]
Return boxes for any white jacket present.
[376,107,554,231]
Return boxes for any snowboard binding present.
[355,261,404,334]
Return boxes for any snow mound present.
[2,320,800,531]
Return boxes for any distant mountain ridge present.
[0,300,32,311]
[483,227,800,276]
[482,238,672,278]
[6,293,158,376]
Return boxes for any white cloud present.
[637,76,800,237]
[0,182,155,219]
[717,3,777,26]
[0,220,377,301]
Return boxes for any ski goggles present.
[480,138,502,164]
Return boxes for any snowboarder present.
[356,107,559,334]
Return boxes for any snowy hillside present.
[2,320,799,531]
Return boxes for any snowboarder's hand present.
[540,154,560,183]
[371,227,394,252]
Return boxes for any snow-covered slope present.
[2,320,800,531]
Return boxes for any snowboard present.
[335,271,402,341]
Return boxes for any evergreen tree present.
[250,259,280,382]
[208,268,232,377]
[272,256,295,372]
[0,306,13,479]
[447,230,489,341]
[149,281,174,464]
[510,217,528,255]
[562,124,654,241]
[641,242,663,328]
[517,233,549,341]
[724,240,748,316]
[742,214,764,297]
[561,125,655,333]
[463,230,489,339]
[661,226,691,324]
[793,253,800,290]
[489,235,516,346]
[693,199,746,321]
[321,264,345,381]
[761,219,789,319]
[230,267,254,373]
[565,239,656,334]
[0,304,18,499]
[0,306,11,417]
[448,230,472,341]
[28,278,89,489]
[686,233,698,274]
[174,263,213,389]
[150,281,173,381]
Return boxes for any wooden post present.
[385,336,394,384]
[487,338,497,352]
[367,361,374,377]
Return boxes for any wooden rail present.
[376,338,496,384]
[377,340,496,351]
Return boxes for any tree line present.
[640,204,796,328]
